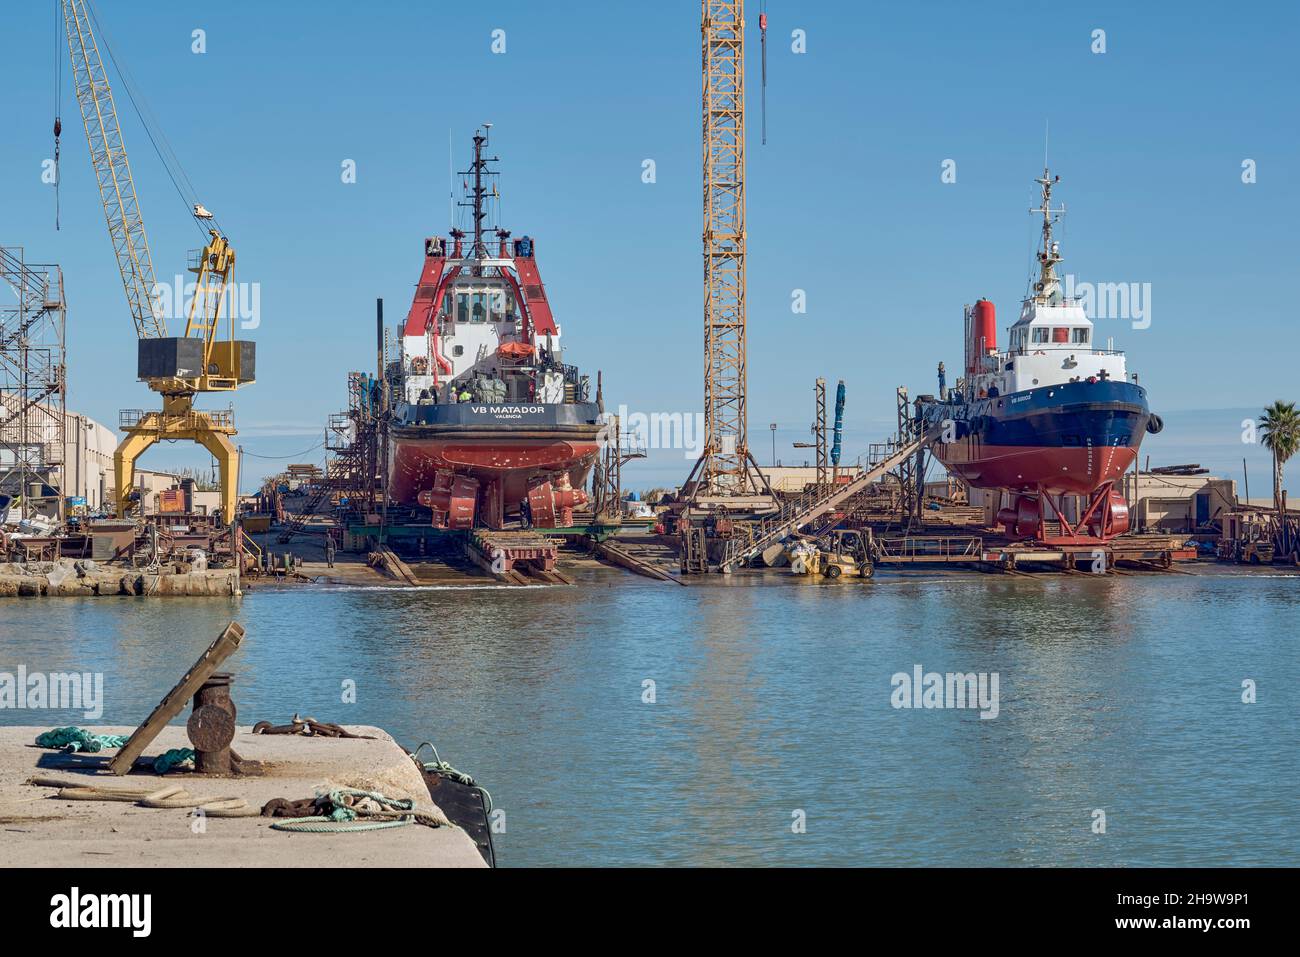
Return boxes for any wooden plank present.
[379,547,421,586]
[107,622,245,775]
[595,540,685,584]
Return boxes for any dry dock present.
[0,725,486,868]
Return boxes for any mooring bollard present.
[188,672,237,774]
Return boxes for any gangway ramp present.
[718,426,942,572]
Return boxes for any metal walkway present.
[718,426,941,572]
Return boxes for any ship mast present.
[1031,169,1065,304]
[458,126,499,271]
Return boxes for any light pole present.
[770,423,777,466]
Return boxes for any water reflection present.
[1,568,1296,866]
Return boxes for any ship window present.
[452,345,464,357]
[1032,327,1050,344]
[471,293,487,322]
[456,293,469,323]
[1052,327,1069,343]
[1072,328,1090,344]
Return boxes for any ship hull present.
[918,379,1151,495]
[386,402,603,508]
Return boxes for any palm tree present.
[1259,401,1300,517]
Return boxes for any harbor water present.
[1,568,1296,867]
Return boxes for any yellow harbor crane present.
[60,0,253,522]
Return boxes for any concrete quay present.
[0,725,486,868]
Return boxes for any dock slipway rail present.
[719,426,943,572]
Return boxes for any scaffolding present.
[591,413,649,519]
[894,386,924,532]
[277,372,381,544]
[0,247,68,522]
[793,378,829,490]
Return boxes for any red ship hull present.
[933,443,1138,495]
[388,427,601,512]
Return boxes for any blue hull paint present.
[919,380,1151,448]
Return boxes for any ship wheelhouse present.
[396,234,585,412]
[990,301,1129,396]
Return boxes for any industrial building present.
[756,464,864,493]
[0,395,218,519]
[1,396,114,515]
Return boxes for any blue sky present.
[2,0,1297,490]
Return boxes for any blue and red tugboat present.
[917,169,1163,544]
[387,129,602,529]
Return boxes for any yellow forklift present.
[787,529,874,580]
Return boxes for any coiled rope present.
[35,728,195,775]
[34,727,128,754]
[268,787,427,833]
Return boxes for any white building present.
[62,411,118,509]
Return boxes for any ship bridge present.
[992,300,1128,395]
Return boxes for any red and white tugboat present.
[388,128,602,530]
[917,169,1164,544]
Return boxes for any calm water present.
[2,567,1297,866]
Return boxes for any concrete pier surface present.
[0,725,486,868]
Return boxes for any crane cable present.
[243,441,327,461]
[759,0,768,146]
[66,0,219,239]
[53,0,62,229]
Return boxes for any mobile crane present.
[60,0,254,523]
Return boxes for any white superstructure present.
[965,170,1134,398]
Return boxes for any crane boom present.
[61,0,166,340]
[57,0,254,524]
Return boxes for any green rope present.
[426,759,476,787]
[325,788,414,817]
[269,788,419,833]
[410,740,493,812]
[153,748,195,774]
[35,727,128,754]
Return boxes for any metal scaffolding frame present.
[691,0,765,497]
[895,386,924,532]
[793,377,829,489]
[0,247,68,522]
[592,413,648,518]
